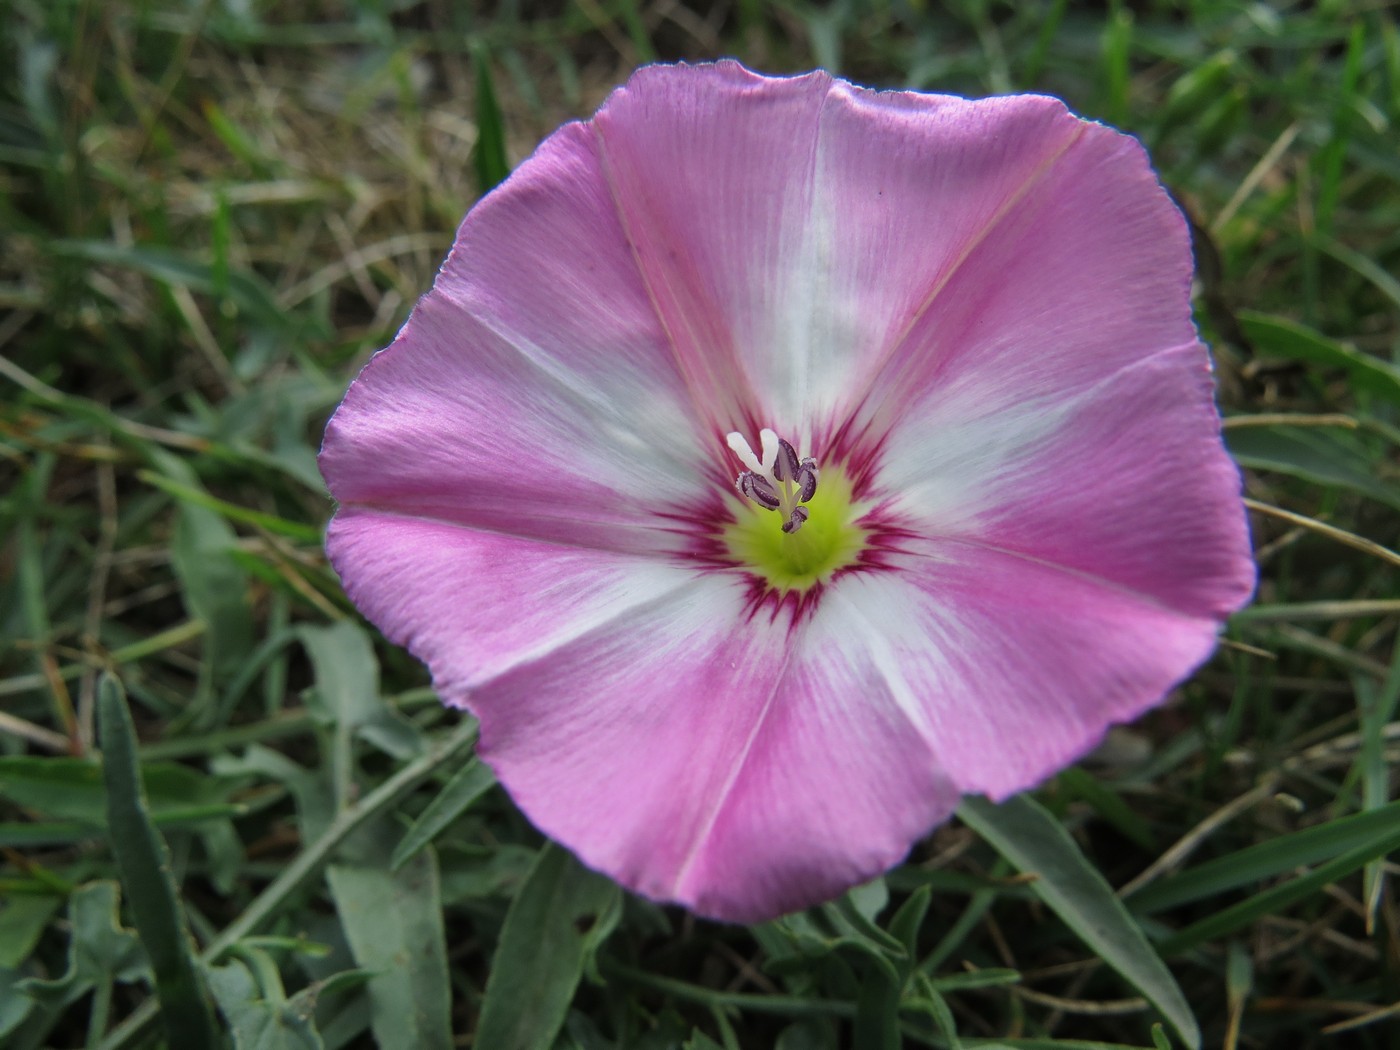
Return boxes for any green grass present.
[2,1,1398,1047]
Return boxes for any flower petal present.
[823,94,1202,443]
[464,573,960,923]
[590,68,1134,443]
[320,117,723,553]
[325,507,697,696]
[320,62,1255,927]
[801,89,1097,433]
[590,62,834,436]
[878,344,1254,618]
[822,543,1227,801]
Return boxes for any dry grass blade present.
[1244,499,1400,568]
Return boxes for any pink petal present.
[823,91,1203,442]
[325,508,698,697]
[331,485,1238,922]
[330,508,956,921]
[320,118,725,554]
[470,573,960,923]
[878,344,1254,618]
[589,62,834,436]
[590,67,1148,440]
[822,544,1228,801]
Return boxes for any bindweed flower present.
[320,62,1254,923]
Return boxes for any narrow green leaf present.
[0,807,241,848]
[1359,634,1400,930]
[326,824,452,1050]
[908,984,963,1049]
[1314,21,1364,232]
[852,961,901,1050]
[1225,426,1400,509]
[1237,311,1400,405]
[617,0,657,61]
[887,884,932,958]
[926,968,1020,992]
[1058,767,1157,851]
[136,470,322,542]
[1100,3,1132,125]
[959,794,1199,1050]
[826,884,904,959]
[1126,798,1400,914]
[98,721,479,1050]
[48,239,292,334]
[390,757,495,871]
[918,885,998,976]
[0,755,239,822]
[0,896,61,968]
[473,50,510,195]
[98,677,220,1049]
[1158,819,1400,954]
[1224,941,1252,1013]
[474,843,620,1050]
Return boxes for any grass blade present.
[1237,311,1400,406]
[1127,798,1400,915]
[98,719,480,1050]
[473,48,510,195]
[98,675,219,1049]
[1157,824,1400,955]
[1355,635,1400,932]
[390,756,495,871]
[960,794,1199,1050]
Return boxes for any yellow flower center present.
[723,467,867,592]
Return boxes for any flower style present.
[320,62,1254,923]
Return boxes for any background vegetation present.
[2,0,1398,1047]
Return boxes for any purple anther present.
[738,471,781,510]
[782,506,809,534]
[774,438,801,482]
[796,465,818,503]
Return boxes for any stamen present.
[738,471,781,510]
[727,429,821,534]
[773,438,800,482]
[782,506,809,534]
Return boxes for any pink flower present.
[320,62,1254,923]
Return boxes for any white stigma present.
[726,430,766,475]
[726,429,820,534]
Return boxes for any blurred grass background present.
[2,0,1398,1047]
